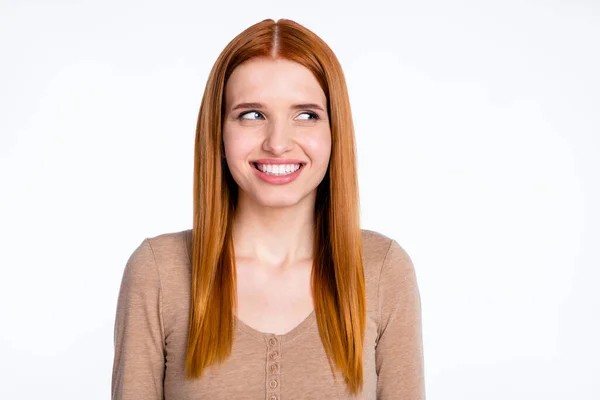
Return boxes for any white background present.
[1,0,599,398]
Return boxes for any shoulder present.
[360,229,417,315]
[360,229,394,263]
[360,229,413,278]
[124,229,191,283]
[145,228,191,262]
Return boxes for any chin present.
[253,192,305,209]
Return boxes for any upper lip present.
[251,158,306,165]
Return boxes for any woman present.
[112,18,424,399]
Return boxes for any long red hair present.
[187,18,365,394]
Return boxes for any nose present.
[262,119,294,155]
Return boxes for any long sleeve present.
[112,238,166,400]
[375,239,425,399]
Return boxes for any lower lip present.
[251,163,304,185]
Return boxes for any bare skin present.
[222,57,331,334]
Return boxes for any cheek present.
[222,127,255,160]
[301,129,332,165]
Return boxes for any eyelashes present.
[237,110,264,120]
[237,110,320,121]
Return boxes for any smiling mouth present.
[251,162,305,176]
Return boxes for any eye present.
[238,110,264,120]
[296,112,319,121]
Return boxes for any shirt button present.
[270,396,278,400]
[268,338,277,346]
[269,364,278,373]
[269,351,279,360]
[269,379,278,389]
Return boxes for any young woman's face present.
[222,57,331,209]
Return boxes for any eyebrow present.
[231,102,326,112]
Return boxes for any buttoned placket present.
[266,334,281,400]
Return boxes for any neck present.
[231,192,315,268]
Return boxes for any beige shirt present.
[112,229,425,399]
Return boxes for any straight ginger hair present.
[186,18,366,394]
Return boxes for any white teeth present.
[256,163,301,176]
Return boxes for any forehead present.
[224,58,326,107]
